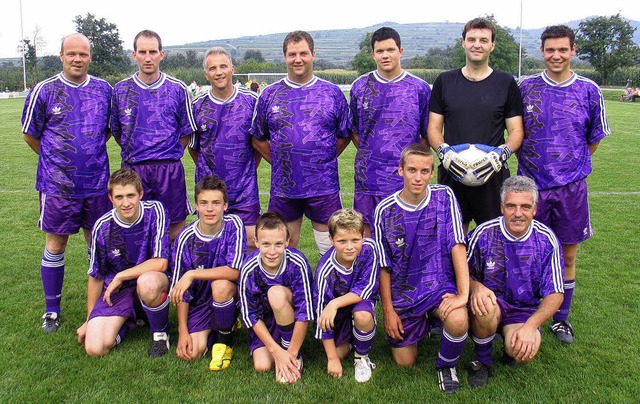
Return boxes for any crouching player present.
[76,168,171,358]
[466,176,564,387]
[373,144,469,394]
[239,212,314,384]
[169,175,246,370]
[314,208,379,382]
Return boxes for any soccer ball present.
[456,144,490,187]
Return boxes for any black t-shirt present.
[429,68,523,147]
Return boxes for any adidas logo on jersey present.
[395,237,406,248]
[363,102,369,109]
[197,265,204,270]
[486,259,496,269]
[526,104,534,113]
[200,124,207,131]
[125,108,133,116]
[52,106,61,115]
[271,106,280,113]
[111,249,121,257]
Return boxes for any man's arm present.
[337,136,352,156]
[318,292,362,332]
[504,115,524,153]
[439,243,470,319]
[252,137,271,164]
[175,302,194,360]
[22,133,40,155]
[426,112,445,150]
[252,319,301,382]
[103,257,168,306]
[589,141,600,155]
[76,276,104,344]
[321,338,343,378]
[380,268,403,340]
[510,292,563,360]
[170,266,239,305]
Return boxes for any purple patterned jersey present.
[88,200,170,289]
[111,72,197,164]
[169,215,246,306]
[313,239,379,339]
[467,217,564,308]
[251,77,350,198]
[192,87,259,208]
[349,70,431,195]
[372,186,466,316]
[21,73,112,197]
[239,247,314,328]
[518,71,610,189]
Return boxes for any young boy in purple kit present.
[314,208,379,383]
[76,168,172,358]
[238,212,314,384]
[169,175,246,370]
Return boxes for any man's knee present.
[211,280,237,302]
[353,310,375,331]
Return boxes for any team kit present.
[22,17,609,394]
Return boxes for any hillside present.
[165,19,640,67]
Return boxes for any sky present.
[1,0,639,59]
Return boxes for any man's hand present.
[383,306,404,341]
[103,276,123,306]
[175,332,194,361]
[76,321,88,344]
[170,272,193,306]
[319,301,338,332]
[273,346,301,384]
[470,282,498,317]
[510,324,541,362]
[472,144,513,184]
[327,357,343,379]
[439,293,468,319]
[437,143,471,181]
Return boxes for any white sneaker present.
[354,356,376,383]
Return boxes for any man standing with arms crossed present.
[252,30,351,256]
[428,17,524,232]
[112,30,197,242]
[22,33,113,332]
[349,26,431,237]
[518,25,610,344]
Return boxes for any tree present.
[243,49,265,63]
[351,33,376,74]
[73,13,131,77]
[450,15,521,75]
[576,14,640,85]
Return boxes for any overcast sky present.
[1,0,639,58]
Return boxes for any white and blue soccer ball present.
[456,144,491,187]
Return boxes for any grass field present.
[1,93,639,402]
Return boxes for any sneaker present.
[148,332,170,358]
[354,356,376,383]
[436,367,460,394]
[41,312,60,333]
[550,320,574,344]
[209,343,233,371]
[467,360,490,387]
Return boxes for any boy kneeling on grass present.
[169,175,246,370]
[313,208,379,383]
[239,212,314,384]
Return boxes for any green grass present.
[1,96,639,402]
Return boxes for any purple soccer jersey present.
[349,70,431,196]
[518,71,610,190]
[372,186,466,317]
[191,87,259,209]
[313,239,379,340]
[239,247,314,329]
[88,200,170,288]
[21,73,113,197]
[251,76,350,198]
[467,216,564,309]
[169,215,246,306]
[111,72,197,164]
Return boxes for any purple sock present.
[554,280,575,322]
[353,326,375,356]
[41,249,65,313]
[435,329,467,369]
[115,324,128,346]
[472,334,495,367]
[212,298,237,346]
[278,322,294,350]
[141,294,170,334]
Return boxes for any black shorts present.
[438,165,509,226]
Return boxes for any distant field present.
[1,97,639,401]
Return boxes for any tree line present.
[1,13,638,91]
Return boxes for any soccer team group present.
[22,17,610,394]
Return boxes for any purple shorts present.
[536,179,592,244]
[187,298,214,334]
[327,300,376,348]
[247,313,282,355]
[228,202,262,227]
[353,193,385,226]
[497,298,537,328]
[268,191,343,224]
[122,160,191,224]
[39,193,111,235]
[88,283,140,324]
